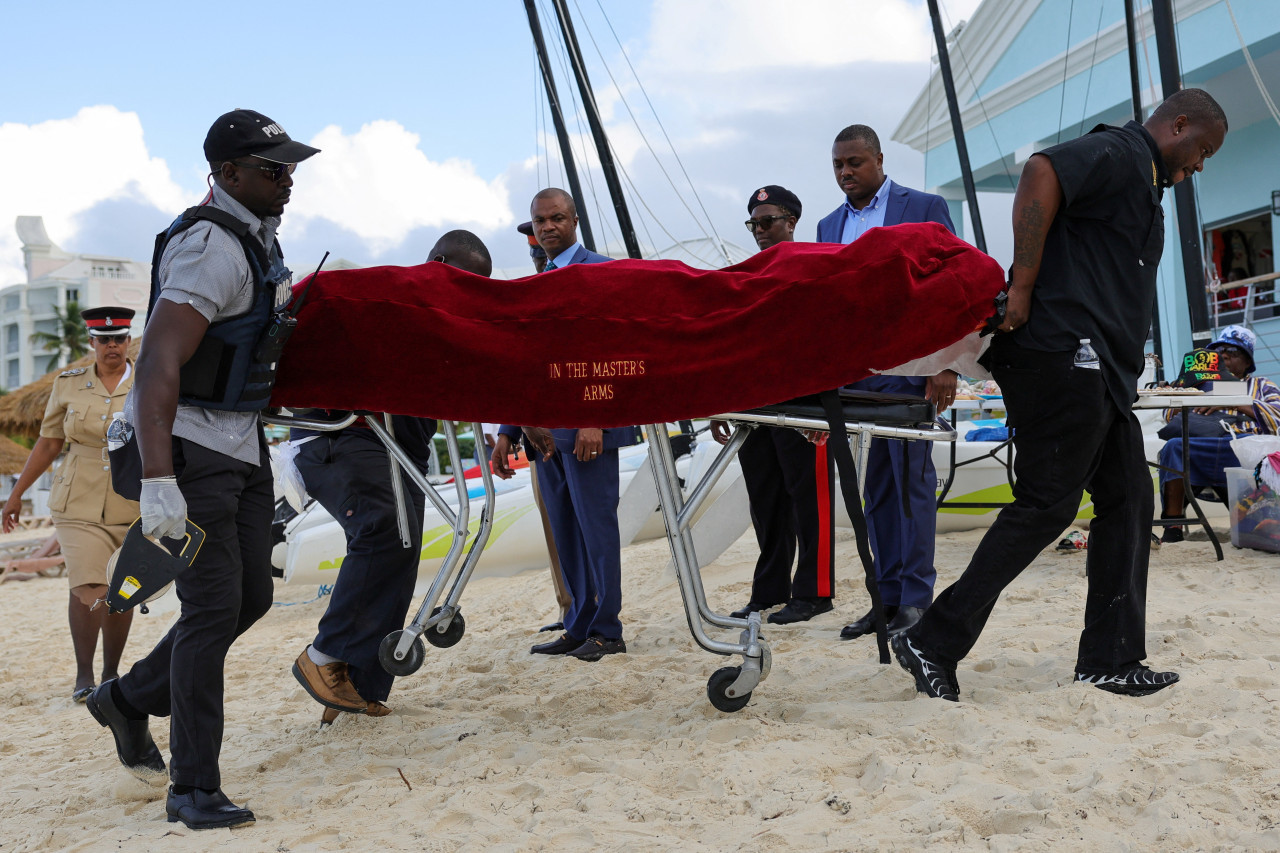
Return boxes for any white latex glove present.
[140,476,187,540]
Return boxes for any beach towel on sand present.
[271,222,1005,427]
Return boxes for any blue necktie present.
[544,260,557,272]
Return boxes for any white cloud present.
[646,0,937,74]
[289,121,513,256]
[0,106,194,284]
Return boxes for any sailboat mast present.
[1123,0,1144,122]
[925,0,986,253]
[1151,0,1212,340]
[1125,0,1163,368]
[547,0,644,259]
[524,0,597,252]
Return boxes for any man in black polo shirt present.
[893,88,1228,701]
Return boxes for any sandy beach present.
[3,523,1280,852]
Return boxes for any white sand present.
[3,525,1280,852]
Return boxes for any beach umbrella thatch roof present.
[0,340,141,440]
[0,436,31,475]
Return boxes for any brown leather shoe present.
[293,647,367,713]
[319,700,391,728]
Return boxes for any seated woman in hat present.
[1,307,140,700]
[1159,325,1280,542]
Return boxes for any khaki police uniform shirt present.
[40,362,139,526]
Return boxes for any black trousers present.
[296,431,428,703]
[739,426,835,603]
[118,434,274,789]
[915,341,1152,675]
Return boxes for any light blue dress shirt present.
[545,242,583,271]
[839,178,893,245]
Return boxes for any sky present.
[0,0,992,284]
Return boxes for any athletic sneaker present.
[891,631,959,702]
[1055,530,1087,551]
[1074,666,1179,697]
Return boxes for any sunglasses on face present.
[744,214,791,233]
[233,161,297,182]
[94,335,128,346]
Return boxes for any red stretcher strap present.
[271,222,1004,427]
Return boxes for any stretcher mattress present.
[750,390,937,428]
[271,222,1004,428]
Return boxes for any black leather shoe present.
[166,786,256,830]
[767,597,833,624]
[839,605,898,639]
[729,601,782,619]
[886,605,925,635]
[566,636,627,661]
[1075,666,1179,697]
[530,633,582,655]
[890,630,959,701]
[86,680,165,777]
[538,621,565,633]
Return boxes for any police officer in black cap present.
[86,109,318,830]
[713,186,837,625]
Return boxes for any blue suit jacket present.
[815,180,955,243]
[501,245,635,452]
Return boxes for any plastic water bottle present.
[1074,338,1101,370]
[106,412,133,451]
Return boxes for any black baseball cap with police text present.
[204,109,320,164]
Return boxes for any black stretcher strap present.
[819,389,890,664]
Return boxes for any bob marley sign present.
[1177,348,1226,387]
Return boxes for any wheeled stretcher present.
[259,223,1005,702]
[263,409,497,676]
[644,389,956,712]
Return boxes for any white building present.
[2,216,151,390]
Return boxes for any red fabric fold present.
[271,222,1004,427]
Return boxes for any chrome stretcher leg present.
[644,423,769,713]
[368,420,474,675]
[382,414,413,549]
[434,423,498,625]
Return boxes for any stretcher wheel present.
[378,631,425,676]
[425,607,465,648]
[706,666,751,713]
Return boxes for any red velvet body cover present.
[271,222,1005,427]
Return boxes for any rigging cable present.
[569,0,722,262]
[1224,0,1280,128]
[1077,3,1108,134]
[559,0,720,265]
[537,0,619,252]
[938,1,1016,190]
[1135,0,1157,113]
[924,45,934,190]
[587,0,733,264]
[613,150,722,267]
[1055,0,1077,144]
[533,46,546,187]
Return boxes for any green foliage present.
[29,300,90,367]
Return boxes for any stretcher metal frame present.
[643,398,957,712]
[263,409,496,675]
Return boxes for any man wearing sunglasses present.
[87,109,318,831]
[816,124,956,640]
[713,186,837,626]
